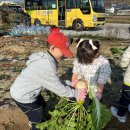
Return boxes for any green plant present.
[0,74,11,80]
[73,34,106,41]
[36,85,112,130]
[110,47,127,56]
[12,66,23,72]
[36,98,87,130]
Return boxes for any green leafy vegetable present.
[91,102,112,130]
[110,47,126,55]
[36,97,111,130]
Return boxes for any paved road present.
[104,23,130,30]
[62,23,130,40]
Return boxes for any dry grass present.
[0,45,27,55]
[106,15,130,24]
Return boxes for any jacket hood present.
[26,52,45,66]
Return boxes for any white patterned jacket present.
[73,55,111,89]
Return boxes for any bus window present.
[25,0,56,10]
[43,0,56,9]
[76,0,90,14]
[66,0,76,9]
[25,0,33,10]
[91,0,105,13]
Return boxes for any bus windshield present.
[91,0,105,13]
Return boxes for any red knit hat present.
[47,28,73,58]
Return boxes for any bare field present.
[106,15,130,24]
[0,35,130,130]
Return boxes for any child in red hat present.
[47,27,73,58]
[10,28,86,130]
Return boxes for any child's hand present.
[72,79,78,87]
[97,84,104,93]
[76,88,87,101]
[96,84,104,100]
[71,73,78,87]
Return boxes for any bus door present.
[58,0,65,27]
[65,0,82,29]
[43,0,58,26]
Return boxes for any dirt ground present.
[106,15,130,24]
[0,35,130,130]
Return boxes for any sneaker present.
[110,106,126,123]
[128,104,130,112]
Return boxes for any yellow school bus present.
[24,0,105,30]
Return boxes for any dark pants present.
[117,84,130,117]
[14,95,46,130]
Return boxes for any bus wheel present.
[73,19,83,31]
[34,19,41,26]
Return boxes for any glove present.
[76,88,87,102]
[95,92,102,100]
